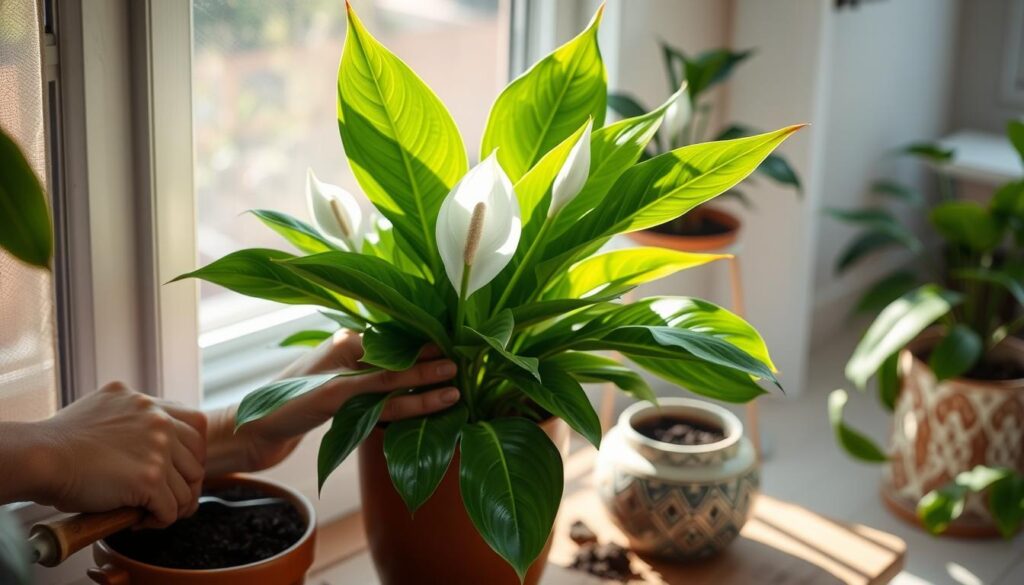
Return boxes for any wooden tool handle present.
[31,508,144,567]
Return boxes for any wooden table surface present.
[312,448,906,585]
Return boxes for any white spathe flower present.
[549,120,592,216]
[663,81,691,147]
[306,167,363,251]
[435,153,522,297]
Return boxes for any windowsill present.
[938,129,1024,185]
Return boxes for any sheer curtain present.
[0,0,58,421]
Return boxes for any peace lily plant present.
[177,3,800,578]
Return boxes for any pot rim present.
[906,327,1024,389]
[94,474,315,575]
[617,397,742,455]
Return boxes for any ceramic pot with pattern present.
[594,398,758,560]
[883,329,1024,537]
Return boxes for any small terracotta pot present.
[627,207,741,252]
[594,398,758,560]
[883,329,1024,537]
[87,475,316,584]
[359,417,569,585]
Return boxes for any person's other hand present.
[33,382,207,528]
[208,329,459,475]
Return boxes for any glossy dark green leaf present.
[877,352,900,412]
[678,46,754,101]
[854,270,920,316]
[0,126,51,269]
[953,268,1024,306]
[607,93,649,121]
[846,285,961,388]
[756,153,801,191]
[318,392,391,490]
[249,209,339,255]
[511,298,611,329]
[917,466,1014,535]
[279,329,333,347]
[901,142,954,162]
[871,179,922,205]
[466,324,540,381]
[362,324,427,371]
[173,249,344,310]
[236,374,339,429]
[630,356,766,403]
[512,365,602,448]
[481,7,606,180]
[384,403,467,513]
[929,201,1003,252]
[548,351,656,404]
[459,418,563,580]
[929,324,983,381]
[828,390,887,463]
[988,471,1024,538]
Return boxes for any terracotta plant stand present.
[883,329,1024,536]
[87,475,317,584]
[359,418,569,585]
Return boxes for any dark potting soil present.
[105,486,305,570]
[649,214,732,237]
[571,539,636,582]
[918,349,1024,381]
[634,414,726,446]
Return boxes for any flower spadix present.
[549,119,592,216]
[663,81,691,147]
[306,167,363,251]
[435,153,521,296]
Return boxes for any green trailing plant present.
[828,120,1024,538]
[177,3,800,578]
[608,42,801,234]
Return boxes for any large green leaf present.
[929,201,1003,253]
[481,7,606,181]
[236,374,340,429]
[318,391,391,490]
[630,356,766,403]
[555,247,729,298]
[277,252,449,349]
[511,365,602,448]
[0,126,51,269]
[828,390,887,463]
[846,285,961,388]
[988,471,1024,538]
[514,120,592,226]
[917,466,1018,535]
[954,267,1024,306]
[362,324,428,371]
[877,351,900,412]
[549,352,656,404]
[714,125,800,191]
[363,217,431,281]
[466,325,541,382]
[338,4,467,269]
[249,209,339,255]
[459,418,563,580]
[384,403,467,513]
[680,47,754,102]
[928,324,982,381]
[568,125,803,244]
[173,249,344,310]
[854,270,920,316]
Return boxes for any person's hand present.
[30,382,207,528]
[206,329,460,475]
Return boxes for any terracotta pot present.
[359,417,570,585]
[627,207,741,252]
[594,398,758,560]
[883,329,1024,537]
[87,475,316,584]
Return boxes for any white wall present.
[810,0,959,341]
[953,0,1023,133]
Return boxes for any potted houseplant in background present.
[178,3,801,583]
[609,42,801,252]
[830,120,1024,537]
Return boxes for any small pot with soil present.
[87,475,315,585]
[883,328,1024,537]
[594,398,758,560]
[627,206,741,252]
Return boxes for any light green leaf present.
[481,7,606,181]
[459,418,563,580]
[854,271,920,316]
[514,120,592,226]
[929,324,982,381]
[929,201,1003,252]
[249,209,339,255]
[714,126,800,191]
[173,249,344,310]
[338,4,467,269]
[549,352,656,404]
[0,126,52,269]
[236,374,339,429]
[918,483,968,535]
[557,247,730,298]
[828,390,887,463]
[279,329,333,347]
[846,285,961,388]
[917,466,1019,536]
[630,357,766,403]
[510,297,616,329]
[362,324,427,371]
[511,365,602,448]
[384,403,467,513]
[318,391,392,490]
[320,309,368,332]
